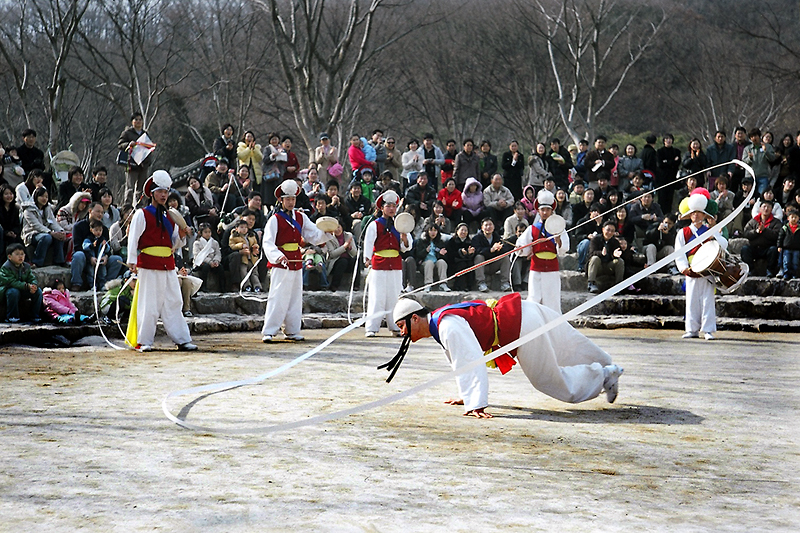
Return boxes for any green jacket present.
[0,259,38,300]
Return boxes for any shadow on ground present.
[491,403,704,425]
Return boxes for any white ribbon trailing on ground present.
[162,160,755,435]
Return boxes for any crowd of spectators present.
[4,122,800,324]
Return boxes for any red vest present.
[268,210,304,271]
[682,224,709,260]
[136,207,175,271]
[371,218,402,270]
[429,293,522,374]
[528,223,559,272]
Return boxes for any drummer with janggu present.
[674,189,726,341]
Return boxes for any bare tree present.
[521,0,666,144]
[256,0,428,155]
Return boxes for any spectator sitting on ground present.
[569,179,586,205]
[742,199,781,277]
[98,188,120,229]
[445,222,475,291]
[22,188,67,268]
[323,221,358,291]
[413,223,450,292]
[87,166,109,202]
[185,175,220,237]
[0,242,42,323]
[228,218,262,292]
[376,170,402,197]
[643,213,677,272]
[109,204,134,259]
[574,203,605,272]
[348,167,377,205]
[471,217,512,292]
[56,191,91,234]
[437,177,463,223]
[229,191,266,238]
[192,222,224,292]
[16,169,44,210]
[204,157,234,211]
[628,191,664,232]
[777,206,800,280]
[617,236,645,291]
[776,175,796,208]
[752,189,784,222]
[571,187,596,223]
[69,201,124,291]
[521,185,537,221]
[611,205,636,244]
[345,180,372,241]
[405,171,437,221]
[483,173,514,228]
[81,219,112,290]
[57,166,91,211]
[503,201,530,240]
[587,220,624,293]
[42,278,92,324]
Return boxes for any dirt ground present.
[0,327,798,532]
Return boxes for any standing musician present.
[389,295,623,418]
[126,170,196,352]
[674,190,725,341]
[515,190,570,312]
[261,179,329,342]
[362,190,412,337]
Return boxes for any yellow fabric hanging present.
[125,280,141,348]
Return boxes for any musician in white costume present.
[126,170,196,352]
[261,180,328,342]
[515,190,570,312]
[390,295,623,418]
[674,190,726,340]
[362,190,412,337]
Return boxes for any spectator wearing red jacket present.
[437,177,463,223]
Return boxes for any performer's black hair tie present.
[377,334,411,383]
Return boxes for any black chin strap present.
[377,317,412,383]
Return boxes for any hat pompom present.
[693,187,711,200]
[678,197,691,216]
[705,198,718,217]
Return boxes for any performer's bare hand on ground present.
[444,398,464,405]
[464,408,492,418]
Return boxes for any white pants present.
[262,268,303,336]
[526,270,562,313]
[366,269,403,333]
[685,276,716,334]
[135,269,192,346]
[516,302,611,403]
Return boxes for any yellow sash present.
[534,251,557,260]
[280,243,300,251]
[141,246,172,257]
[375,249,400,258]
[125,281,140,348]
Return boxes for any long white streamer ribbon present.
[162,161,754,434]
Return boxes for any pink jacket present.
[42,288,78,320]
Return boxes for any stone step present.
[5,309,800,348]
[68,284,800,323]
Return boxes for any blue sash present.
[428,301,485,346]
[377,216,400,241]
[277,209,302,233]
[145,205,174,235]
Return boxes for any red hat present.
[275,179,299,199]
[533,190,556,210]
[375,190,400,210]
[143,170,172,198]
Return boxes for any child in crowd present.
[228,218,262,292]
[82,219,110,290]
[569,180,586,205]
[521,185,537,221]
[778,206,800,280]
[192,223,224,292]
[0,243,42,323]
[302,242,329,290]
[42,278,92,324]
[101,272,135,323]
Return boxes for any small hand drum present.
[394,212,415,234]
[168,208,189,231]
[544,214,566,235]
[690,240,749,293]
[315,216,339,233]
